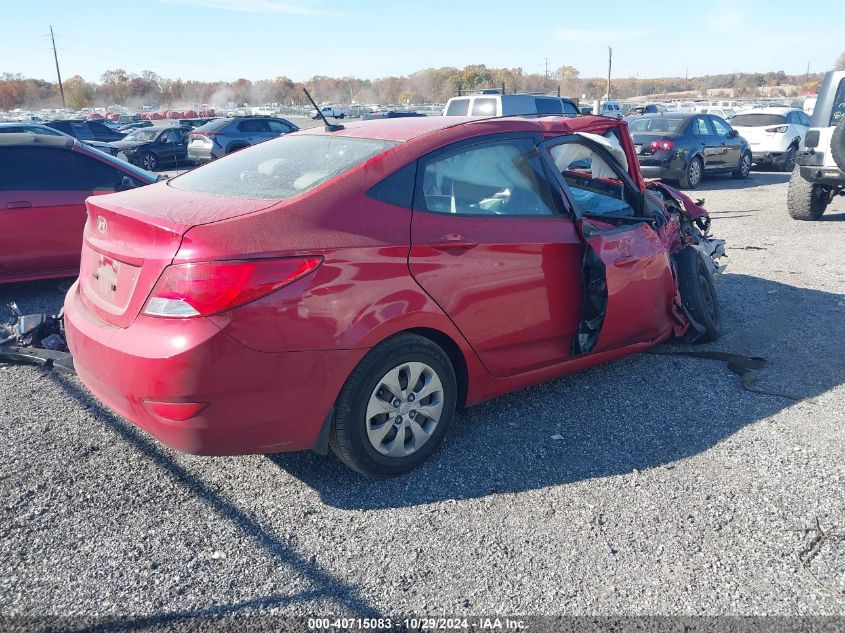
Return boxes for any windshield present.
[124,129,160,142]
[169,134,398,200]
[627,117,686,134]
[730,114,786,127]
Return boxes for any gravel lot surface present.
[1,167,843,626]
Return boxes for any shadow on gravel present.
[271,273,845,509]
[46,374,385,625]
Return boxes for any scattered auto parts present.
[0,303,74,373]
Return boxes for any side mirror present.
[726,129,737,139]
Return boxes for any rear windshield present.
[730,114,786,127]
[169,134,398,200]
[445,99,470,116]
[470,98,497,116]
[627,117,686,134]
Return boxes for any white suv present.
[444,93,579,117]
[731,107,810,171]
[787,70,845,220]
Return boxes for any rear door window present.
[268,120,293,133]
[417,138,556,216]
[237,119,270,133]
[692,117,715,136]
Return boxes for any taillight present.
[649,139,675,151]
[765,125,789,133]
[143,257,323,318]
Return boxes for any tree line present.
[0,61,835,112]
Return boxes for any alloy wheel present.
[741,154,751,177]
[688,159,702,187]
[365,361,444,457]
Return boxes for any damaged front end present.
[647,181,726,276]
[0,303,74,373]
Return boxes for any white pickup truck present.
[311,105,351,119]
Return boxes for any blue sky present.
[2,0,843,82]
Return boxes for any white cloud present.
[158,0,339,16]
[553,28,643,43]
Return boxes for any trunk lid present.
[79,182,276,328]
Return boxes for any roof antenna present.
[303,88,344,132]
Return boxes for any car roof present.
[297,114,622,143]
[0,133,75,148]
[634,112,696,119]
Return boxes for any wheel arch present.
[405,327,469,409]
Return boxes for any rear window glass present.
[470,98,497,116]
[536,98,563,115]
[169,134,398,200]
[445,99,470,116]
[831,78,845,126]
[627,117,686,133]
[731,114,786,127]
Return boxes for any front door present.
[709,115,742,168]
[409,136,585,377]
[540,133,678,354]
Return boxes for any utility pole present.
[606,47,612,100]
[50,26,65,109]
[544,57,550,80]
[805,61,810,84]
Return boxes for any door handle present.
[429,234,478,251]
[6,201,32,209]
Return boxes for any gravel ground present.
[1,168,844,627]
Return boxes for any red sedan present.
[64,115,724,476]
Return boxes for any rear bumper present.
[798,165,845,186]
[63,281,365,455]
[751,150,788,165]
[639,164,685,181]
[187,147,215,163]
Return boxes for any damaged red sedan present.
[64,115,725,477]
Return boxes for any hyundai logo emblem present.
[97,215,107,234]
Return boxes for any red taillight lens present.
[143,257,322,318]
[649,139,675,151]
[765,125,788,133]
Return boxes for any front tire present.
[732,152,751,179]
[679,157,703,189]
[787,167,828,220]
[330,334,457,477]
[676,247,721,344]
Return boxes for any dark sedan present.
[103,125,191,171]
[45,119,126,143]
[629,113,751,188]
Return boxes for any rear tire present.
[329,334,457,478]
[679,157,703,189]
[832,117,845,171]
[676,247,721,344]
[732,152,751,179]
[787,167,828,220]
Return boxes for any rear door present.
[541,133,679,353]
[409,135,585,377]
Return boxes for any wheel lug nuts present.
[394,416,403,425]
[408,394,415,402]
[392,399,401,407]
[409,410,416,419]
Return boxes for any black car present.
[628,113,752,189]
[103,125,191,171]
[361,111,427,120]
[44,119,126,143]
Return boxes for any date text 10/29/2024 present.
[308,617,527,630]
